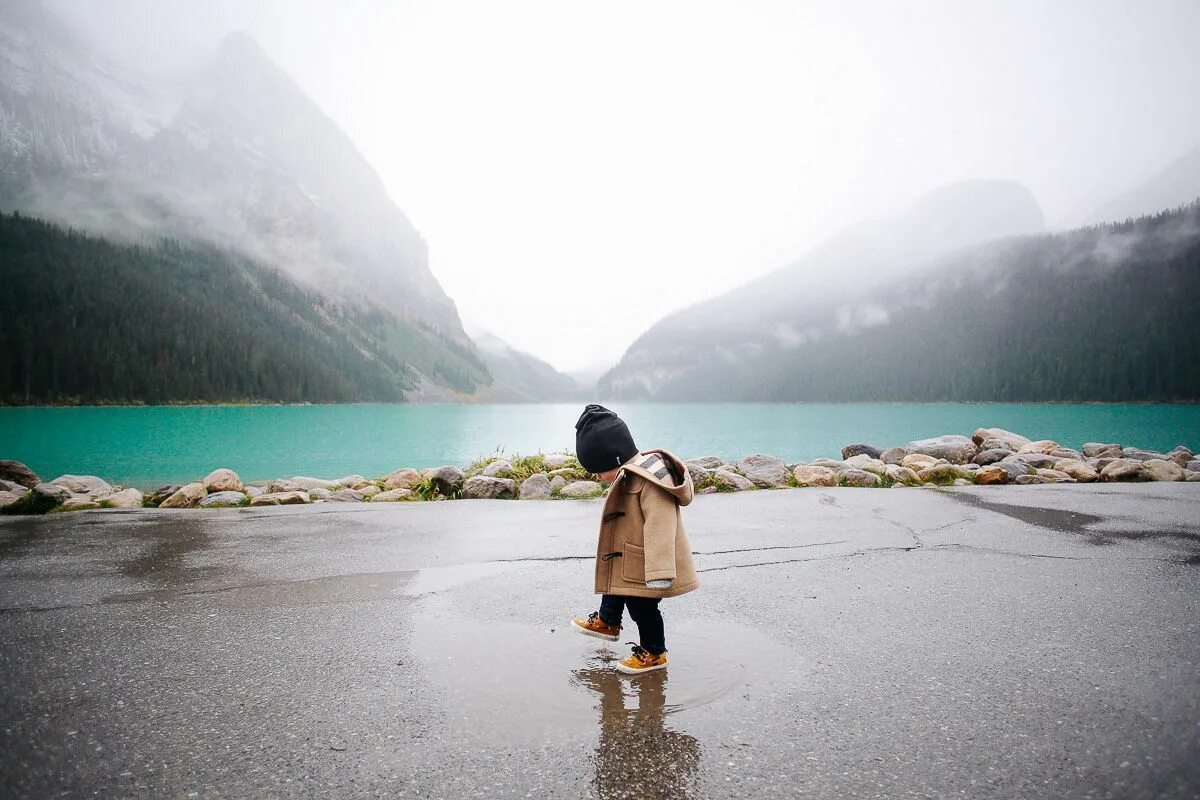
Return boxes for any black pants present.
[599,594,665,655]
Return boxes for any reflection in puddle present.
[574,664,702,799]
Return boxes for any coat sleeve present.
[639,484,678,582]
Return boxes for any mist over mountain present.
[0,1,468,344]
[1089,143,1200,225]
[598,193,1200,402]
[470,332,579,402]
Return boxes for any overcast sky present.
[55,0,1200,374]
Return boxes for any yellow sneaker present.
[571,611,621,641]
[616,644,668,674]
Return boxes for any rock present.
[837,468,881,488]
[974,465,1011,485]
[542,453,572,469]
[159,482,207,509]
[685,456,725,470]
[697,486,719,495]
[1140,459,1184,482]
[549,475,567,492]
[1099,459,1148,482]
[1014,474,1050,485]
[1035,469,1076,483]
[50,474,114,499]
[244,486,264,498]
[360,485,380,499]
[21,483,72,513]
[1017,440,1060,455]
[843,454,886,474]
[481,460,513,478]
[146,484,182,507]
[1187,471,1200,482]
[916,464,967,486]
[268,478,304,493]
[952,478,972,486]
[1094,457,1122,471]
[1120,449,1169,462]
[372,488,415,502]
[202,468,243,493]
[879,447,907,465]
[792,465,838,487]
[685,465,712,485]
[1048,448,1083,461]
[462,476,518,499]
[0,478,26,494]
[1082,442,1121,457]
[737,454,789,488]
[712,469,755,491]
[1188,460,1200,473]
[1166,446,1194,467]
[336,475,373,490]
[329,488,367,502]
[885,465,921,485]
[559,480,604,498]
[198,491,248,508]
[0,460,40,489]
[62,497,101,511]
[1052,459,1099,482]
[309,487,333,501]
[978,438,1017,453]
[383,468,423,490]
[971,428,1031,450]
[100,488,144,509]
[900,453,939,470]
[289,476,341,491]
[0,490,24,510]
[1002,452,1058,469]
[547,467,583,479]
[905,435,978,464]
[809,458,848,469]
[841,443,883,460]
[973,449,1011,466]
[249,491,310,506]
[519,474,552,500]
[430,466,465,495]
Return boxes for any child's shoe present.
[616,644,668,674]
[571,611,621,641]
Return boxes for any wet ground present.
[1,484,1198,798]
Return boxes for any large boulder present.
[1082,442,1121,458]
[462,476,517,499]
[1017,440,1060,455]
[100,488,145,509]
[1166,446,1194,467]
[1120,449,1170,462]
[0,460,40,489]
[50,475,114,499]
[685,456,726,471]
[336,475,374,490]
[199,491,248,508]
[900,453,939,470]
[160,482,207,509]
[244,486,264,499]
[809,458,848,469]
[1140,459,1184,482]
[971,428,1031,450]
[308,487,334,501]
[712,469,755,491]
[249,491,311,506]
[268,478,304,493]
[0,478,27,494]
[1035,469,1076,483]
[542,453,572,469]
[879,447,907,465]
[328,488,367,502]
[146,484,182,507]
[974,465,1011,485]
[62,497,101,511]
[1188,460,1200,473]
[838,468,881,488]
[885,465,921,485]
[549,475,568,492]
[1052,459,1099,483]
[481,460,514,478]
[916,464,968,486]
[21,482,72,513]
[904,435,978,464]
[359,485,381,499]
[685,465,712,485]
[0,490,25,510]
[519,474,552,500]
[973,449,1011,466]
[737,454,789,488]
[841,443,883,460]
[1100,459,1148,482]
[371,488,415,502]
[978,438,1017,453]
[559,480,604,498]
[792,465,838,487]
[383,468,423,490]
[203,468,243,493]
[843,454,887,475]
[1002,453,1058,469]
[430,466,465,495]
[1014,474,1050,485]
[289,476,341,491]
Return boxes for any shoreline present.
[2,427,1196,515]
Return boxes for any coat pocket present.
[621,542,646,585]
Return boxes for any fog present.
[48,0,1200,374]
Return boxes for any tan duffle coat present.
[593,449,699,599]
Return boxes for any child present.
[570,404,698,674]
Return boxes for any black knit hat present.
[575,404,639,473]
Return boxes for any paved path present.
[2,484,1198,798]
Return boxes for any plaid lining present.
[636,454,672,481]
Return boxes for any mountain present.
[470,332,579,402]
[1089,143,1200,225]
[0,1,489,397]
[599,180,1046,398]
[598,197,1200,402]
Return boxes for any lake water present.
[1,403,1197,489]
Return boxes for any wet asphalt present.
[1,484,1198,799]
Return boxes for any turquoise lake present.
[1,403,1197,489]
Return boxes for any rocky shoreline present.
[1,427,1196,515]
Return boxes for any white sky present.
[56,0,1200,373]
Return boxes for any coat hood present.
[620,449,694,506]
